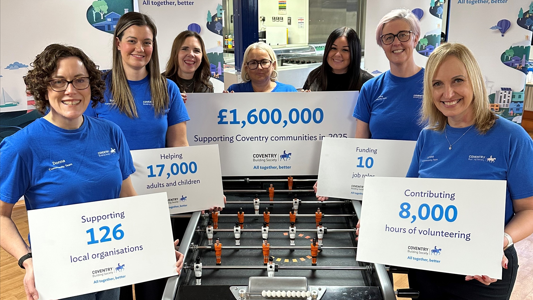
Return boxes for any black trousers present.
[119,217,189,300]
[408,245,518,300]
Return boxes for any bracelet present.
[18,253,32,269]
[503,233,514,250]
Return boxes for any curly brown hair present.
[26,44,105,114]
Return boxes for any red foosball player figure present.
[289,209,296,224]
[315,208,323,227]
[288,176,294,190]
[263,207,270,227]
[269,184,275,201]
[237,207,244,229]
[262,239,271,265]
[311,238,319,266]
[215,238,222,265]
[212,211,219,229]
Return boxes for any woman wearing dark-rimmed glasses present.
[315,9,425,200]
[227,42,297,92]
[0,44,137,300]
[352,8,425,140]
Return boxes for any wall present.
[259,0,309,45]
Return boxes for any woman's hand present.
[355,220,360,241]
[313,181,328,201]
[174,239,184,275]
[23,259,39,300]
[464,253,508,285]
[202,195,226,214]
[181,92,187,103]
[223,90,234,93]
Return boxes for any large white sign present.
[28,193,177,300]
[357,177,506,279]
[130,145,224,214]
[317,138,416,200]
[448,1,530,124]
[186,92,359,176]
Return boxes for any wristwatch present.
[18,252,32,269]
[503,233,514,250]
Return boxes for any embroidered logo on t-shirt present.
[375,95,387,102]
[98,148,117,157]
[105,99,116,106]
[143,100,152,106]
[413,94,423,99]
[421,155,438,162]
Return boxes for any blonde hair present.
[375,9,421,47]
[240,42,278,82]
[111,12,168,118]
[422,43,496,133]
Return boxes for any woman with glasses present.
[0,44,138,300]
[85,12,190,150]
[352,8,425,140]
[315,9,425,200]
[84,12,190,300]
[163,30,214,103]
[303,27,373,91]
[227,42,297,92]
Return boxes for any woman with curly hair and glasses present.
[0,44,137,300]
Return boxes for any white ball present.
[262,290,267,297]
[276,291,281,297]
[267,290,272,297]
[306,291,311,297]
[281,291,287,297]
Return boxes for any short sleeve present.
[353,81,373,123]
[406,132,424,178]
[111,125,136,180]
[166,79,190,127]
[507,129,533,200]
[0,139,30,203]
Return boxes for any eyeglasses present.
[246,59,272,70]
[48,77,90,92]
[380,30,412,45]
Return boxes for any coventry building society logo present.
[115,263,125,272]
[280,150,292,161]
[98,148,117,157]
[431,246,442,255]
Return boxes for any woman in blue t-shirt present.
[85,12,192,300]
[85,12,190,150]
[390,43,532,300]
[0,44,139,300]
[352,8,425,141]
[227,42,297,92]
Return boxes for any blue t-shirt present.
[406,117,533,225]
[85,75,190,150]
[353,69,425,140]
[227,81,297,92]
[0,117,135,210]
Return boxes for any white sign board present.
[317,138,416,200]
[357,177,506,279]
[28,193,177,300]
[130,145,224,214]
[186,92,359,176]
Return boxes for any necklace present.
[444,124,474,150]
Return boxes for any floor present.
[1,200,533,299]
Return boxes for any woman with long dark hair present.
[303,27,372,91]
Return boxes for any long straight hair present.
[111,12,168,118]
[163,31,212,92]
[310,27,363,90]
